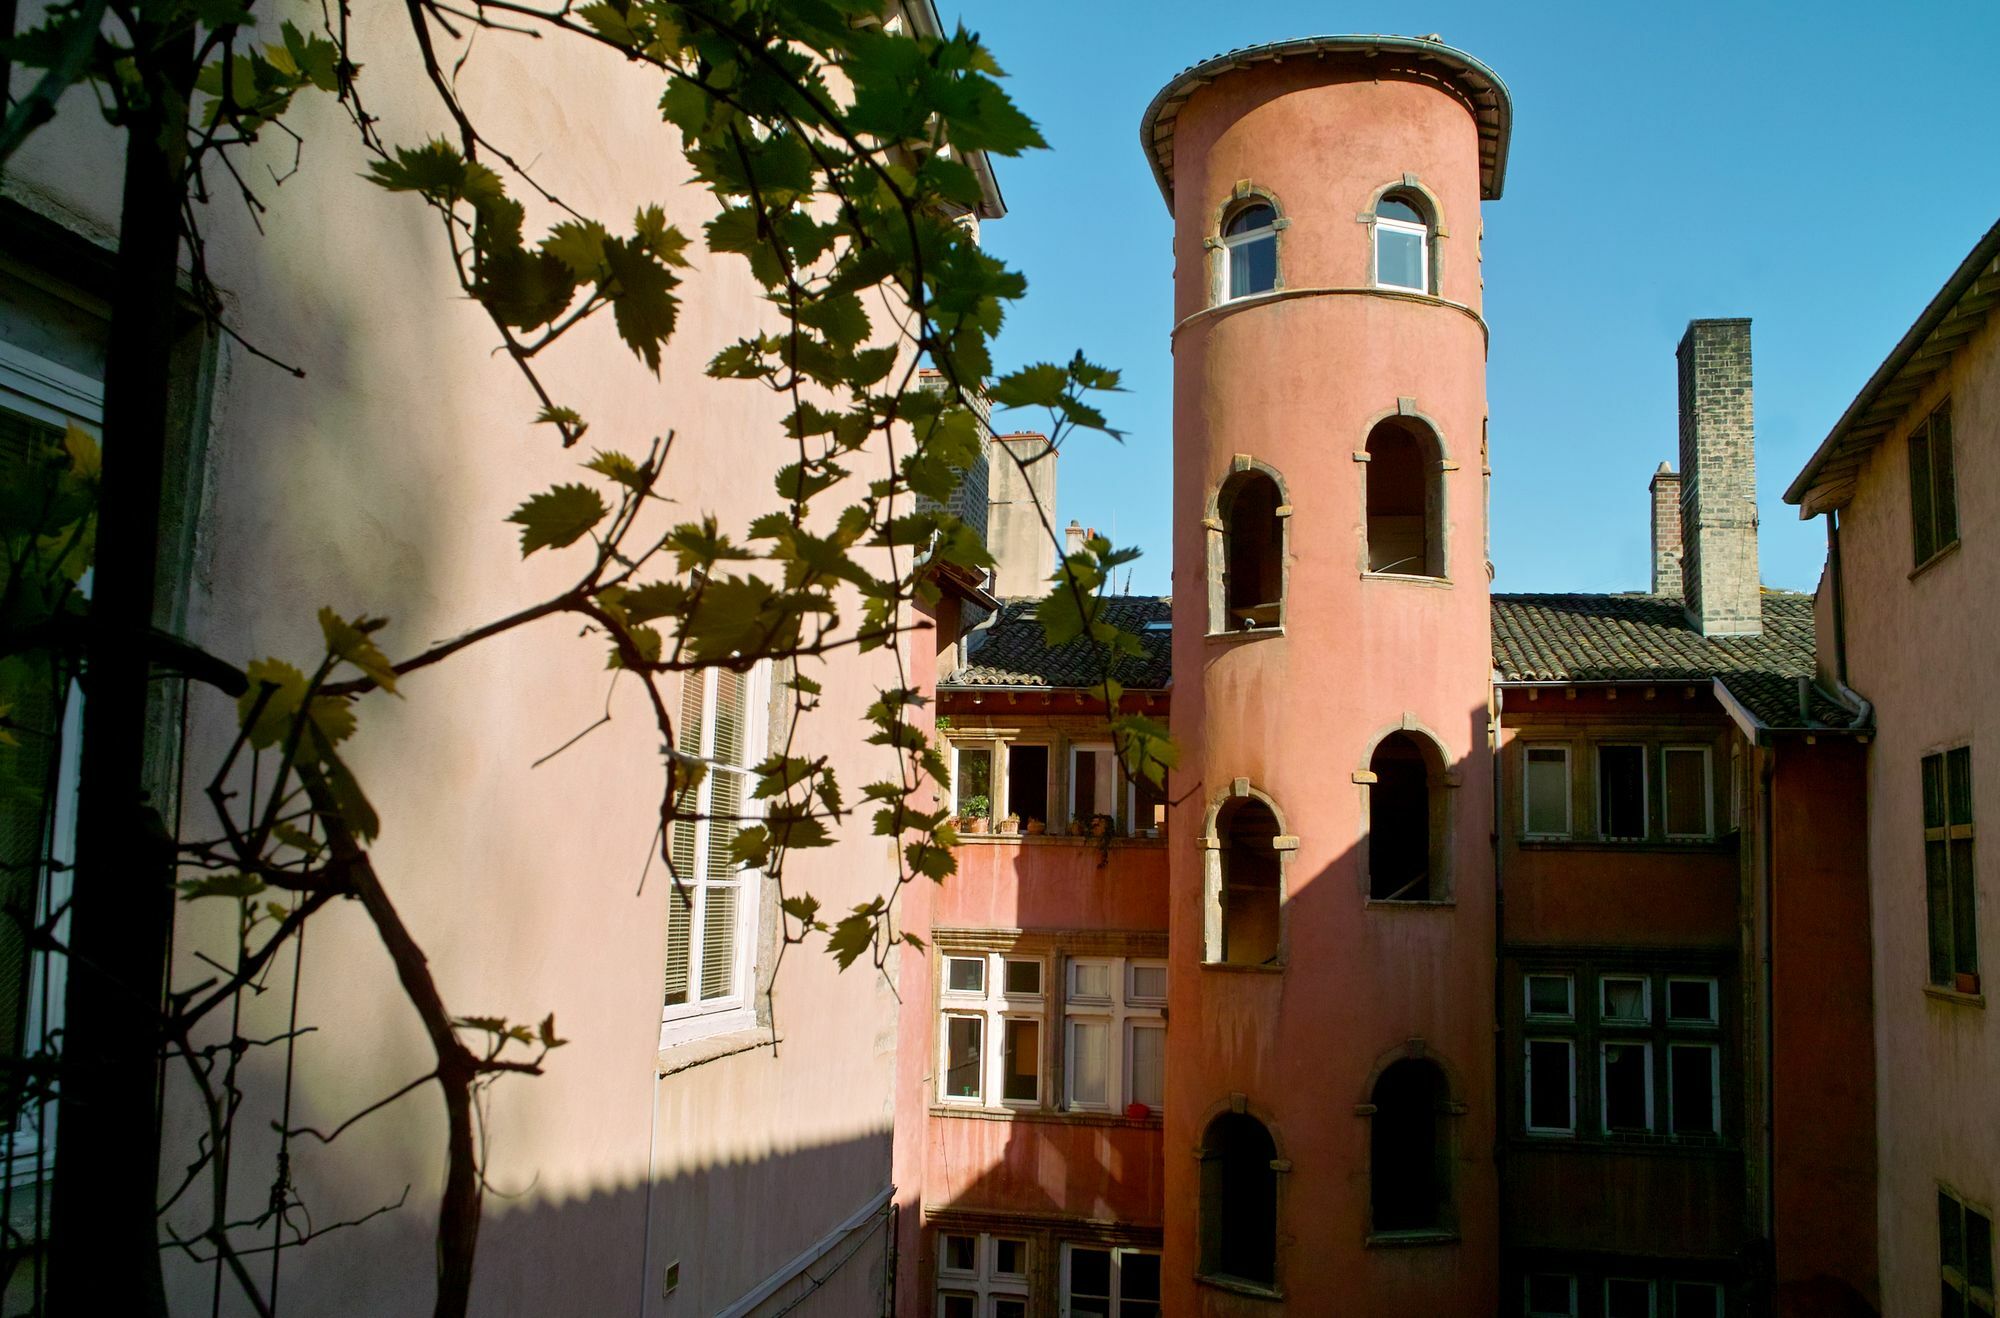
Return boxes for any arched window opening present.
[1222,201,1278,301]
[1373,191,1432,293]
[1369,734,1430,900]
[1371,1059,1450,1234]
[1200,1112,1277,1285]
[1219,470,1284,632]
[1365,417,1444,578]
[1217,798,1282,964]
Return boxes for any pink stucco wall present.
[1162,62,1499,1314]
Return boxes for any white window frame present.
[0,340,101,1183]
[937,951,1046,1110]
[1669,1280,1725,1317]
[1372,212,1430,293]
[1060,1243,1161,1318]
[1524,972,1575,1021]
[1064,956,1165,1113]
[1596,742,1650,840]
[1524,1037,1576,1136]
[660,662,771,1047]
[1668,1042,1722,1139]
[936,1231,1028,1318]
[1662,745,1715,839]
[1599,1039,1657,1135]
[1525,1273,1579,1318]
[1523,744,1573,839]
[1219,204,1278,304]
[949,738,999,819]
[1604,1276,1658,1318]
[1001,740,1054,828]
[1068,741,1115,829]
[1665,976,1720,1026]
[1600,974,1653,1025]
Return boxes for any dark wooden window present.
[1369,733,1433,900]
[1597,745,1647,839]
[1940,1186,1996,1318]
[1924,747,1979,991]
[1200,1112,1277,1286]
[1370,1060,1449,1233]
[1909,399,1960,566]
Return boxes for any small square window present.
[1526,973,1574,1019]
[937,1294,975,1318]
[941,1234,978,1274]
[1670,1281,1723,1318]
[1605,1277,1656,1318]
[1526,1273,1578,1317]
[1602,976,1650,1024]
[1129,961,1167,1003]
[946,956,985,995]
[991,1300,1025,1318]
[1069,960,1112,1002]
[1003,958,1042,996]
[992,1237,1027,1278]
[1667,977,1719,1025]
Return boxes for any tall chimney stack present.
[1676,319,1761,635]
[1649,462,1682,598]
[987,432,1057,598]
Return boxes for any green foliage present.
[508,484,609,556]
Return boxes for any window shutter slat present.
[699,885,737,1000]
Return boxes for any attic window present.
[1143,619,1172,633]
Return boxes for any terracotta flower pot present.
[962,816,988,835]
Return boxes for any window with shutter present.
[1923,746,1979,992]
[1910,399,1961,568]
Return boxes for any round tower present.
[1142,36,1511,1311]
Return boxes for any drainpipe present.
[1760,749,1778,1298]
[1827,511,1849,685]
[1490,685,1506,1260]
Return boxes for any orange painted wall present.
[1163,62,1499,1314]
[938,839,1169,930]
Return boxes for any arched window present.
[1370,1059,1450,1235]
[1213,797,1282,964]
[1200,1112,1277,1285]
[1365,730,1452,902]
[1373,191,1432,293]
[1216,469,1284,632]
[1221,201,1278,301]
[1364,417,1444,578]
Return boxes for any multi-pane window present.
[663,664,767,1041]
[1062,1245,1160,1318]
[1530,1274,1723,1317]
[1221,201,1278,301]
[1598,745,1648,840]
[938,951,1046,1108]
[936,1231,1028,1318]
[1525,1273,1578,1317]
[1520,968,1723,1142]
[1604,1278,1656,1318]
[1662,746,1714,839]
[1941,1186,1996,1318]
[1670,1281,1725,1318]
[1524,746,1571,837]
[1065,958,1167,1113]
[1524,1038,1576,1135]
[1924,747,1979,992]
[1373,192,1431,293]
[1909,399,1960,567]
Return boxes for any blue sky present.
[958,1,2000,598]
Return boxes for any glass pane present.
[1068,1246,1111,1297]
[940,1294,976,1318]
[663,885,692,1006]
[1002,1018,1039,1102]
[1605,1278,1653,1318]
[1665,749,1709,835]
[1668,978,1717,1023]
[705,767,747,879]
[1671,1045,1717,1136]
[1942,1192,1967,1272]
[992,1300,1026,1318]
[1672,1282,1720,1318]
[1942,1281,1965,1318]
[699,885,737,1000]
[710,667,748,766]
[1073,747,1106,819]
[1526,1274,1576,1316]
[1968,1206,1994,1289]
[943,1233,977,1272]
[1526,749,1569,835]
[1911,421,1937,563]
[1129,1023,1165,1109]
[677,669,706,757]
[1071,961,1111,1000]
[945,1017,982,1099]
[1929,839,1956,985]
[1068,1019,1109,1106]
[1603,977,1649,1023]
[1003,958,1041,996]
[1933,403,1959,547]
[1925,754,1948,828]
[1121,1251,1161,1300]
[1129,962,1167,1001]
[1222,203,1274,237]
[1527,974,1572,1018]
[1948,747,1974,826]
[1375,226,1424,290]
[1008,744,1050,826]
[1527,1041,1572,1130]
[955,744,993,815]
[1119,1306,1160,1318]
[993,1237,1027,1277]
[1599,746,1647,838]
[1950,838,1978,976]
[1603,1043,1651,1132]
[947,956,985,994]
[0,650,59,1065]
[1230,235,1276,298]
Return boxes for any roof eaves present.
[902,0,1007,220]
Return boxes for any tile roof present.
[1491,592,1862,731]
[945,596,1172,690]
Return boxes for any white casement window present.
[1069,742,1115,829]
[1372,192,1431,293]
[1597,744,1649,840]
[1064,957,1166,1113]
[1525,1273,1579,1318]
[661,663,770,1047]
[1220,200,1278,302]
[1601,976,1651,1025]
[1061,1244,1161,1318]
[1523,745,1572,838]
[0,339,99,1184]
[1600,1040,1655,1134]
[936,1231,1029,1318]
[1524,1038,1575,1135]
[1668,1043,1720,1138]
[937,951,1046,1109]
[950,740,997,821]
[1666,976,1719,1026]
[1525,973,1575,1021]
[1604,1277,1658,1318]
[1662,746,1714,839]
[1669,1280,1725,1318]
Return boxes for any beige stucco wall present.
[5,3,918,1312]
[1828,304,1999,1314]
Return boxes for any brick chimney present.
[1064,520,1088,559]
[1649,462,1682,599]
[1676,319,1761,636]
[987,432,1057,598]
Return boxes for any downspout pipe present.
[1827,510,1849,685]
[1760,750,1778,1297]
[1490,683,1507,1258]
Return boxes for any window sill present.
[927,1104,1163,1131]
[1909,538,1962,581]
[1366,1228,1459,1248]
[1924,984,1986,1009]
[956,833,1165,848]
[1360,571,1452,589]
[1515,837,1736,855]
[1200,960,1285,975]
[656,1024,778,1076]
[1195,1273,1284,1302]
[1507,1134,1740,1159]
[1365,897,1455,910]
[1205,626,1284,644]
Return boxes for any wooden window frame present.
[1524,1037,1577,1136]
[1662,745,1715,840]
[1523,743,1573,839]
[1908,398,1960,569]
[1923,746,1980,992]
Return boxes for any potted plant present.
[958,795,991,835]
[1084,813,1113,840]
[997,812,1020,836]
[1023,816,1046,836]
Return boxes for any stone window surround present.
[1353,715,1463,906]
[1192,1090,1290,1301]
[1203,454,1292,640]
[1354,1037,1470,1247]
[1204,181,1289,308]
[1199,778,1298,968]
[1358,173,1452,297]
[1355,397,1457,584]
